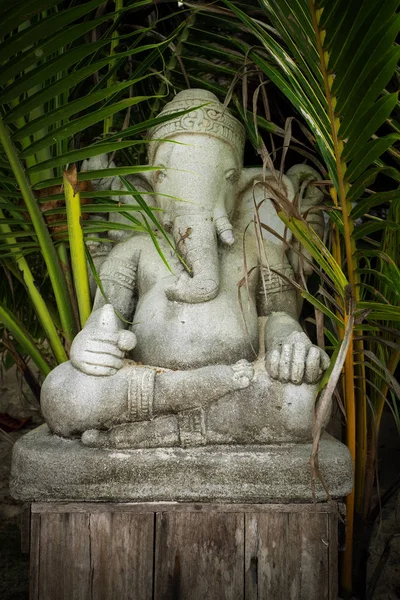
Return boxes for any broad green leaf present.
[20,97,154,159]
[4,55,141,123]
[351,190,400,220]
[277,213,348,294]
[300,290,344,328]
[0,0,106,64]
[1,38,169,106]
[357,269,400,298]
[27,141,147,175]
[120,176,175,260]
[43,204,161,216]
[358,302,400,321]
[0,303,51,375]
[32,166,159,190]
[0,40,111,103]
[1,0,62,38]
[346,134,400,183]
[104,105,207,143]
[348,167,400,202]
[0,176,19,184]
[13,80,149,141]
[353,220,400,240]
[0,230,36,240]
[342,93,398,160]
[333,11,400,103]
[340,47,400,124]
[0,14,132,96]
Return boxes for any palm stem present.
[0,303,51,376]
[308,4,363,593]
[57,241,80,331]
[0,210,68,363]
[0,116,77,343]
[63,165,91,328]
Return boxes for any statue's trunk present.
[168,213,220,304]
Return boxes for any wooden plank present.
[29,513,40,600]
[245,511,332,600]
[90,511,154,600]
[328,512,339,599]
[20,503,30,554]
[32,501,341,514]
[154,511,244,600]
[245,512,292,600]
[38,512,91,600]
[289,511,330,600]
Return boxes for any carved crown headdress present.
[147,89,245,165]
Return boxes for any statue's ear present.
[236,167,295,247]
[135,170,153,188]
[111,174,155,207]
[106,174,158,241]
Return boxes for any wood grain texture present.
[20,503,30,554]
[29,513,40,600]
[154,511,244,600]
[328,512,339,598]
[29,502,340,599]
[245,511,334,600]
[38,512,91,600]
[89,511,153,600]
[32,501,341,514]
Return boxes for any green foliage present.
[0,3,399,596]
[0,0,182,368]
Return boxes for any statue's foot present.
[81,415,179,449]
[231,359,254,390]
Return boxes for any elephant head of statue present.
[144,89,245,304]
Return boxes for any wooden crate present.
[29,502,342,600]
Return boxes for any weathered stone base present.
[11,425,353,503]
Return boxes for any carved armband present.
[100,252,140,291]
[94,251,140,319]
[128,367,156,422]
[258,264,294,296]
[257,263,296,315]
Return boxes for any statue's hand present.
[265,331,330,384]
[70,305,137,377]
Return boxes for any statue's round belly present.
[130,289,259,369]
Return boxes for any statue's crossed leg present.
[81,366,319,449]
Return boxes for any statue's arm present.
[285,164,325,276]
[256,237,298,318]
[256,241,330,385]
[92,240,141,324]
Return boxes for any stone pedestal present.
[11,425,353,599]
[11,425,352,503]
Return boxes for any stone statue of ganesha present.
[41,89,330,449]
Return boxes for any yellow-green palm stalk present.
[0,117,77,344]
[308,6,360,593]
[0,208,68,363]
[63,165,91,328]
[0,303,51,376]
